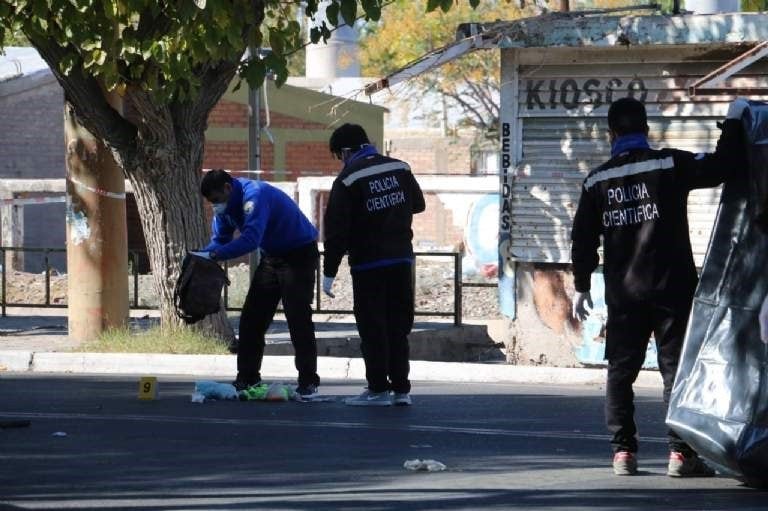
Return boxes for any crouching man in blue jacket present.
[200,169,320,397]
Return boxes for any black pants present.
[605,299,694,454]
[236,243,319,388]
[352,263,415,394]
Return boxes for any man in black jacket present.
[323,124,425,407]
[571,97,747,477]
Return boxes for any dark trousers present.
[352,263,415,394]
[236,243,319,388]
[605,299,693,454]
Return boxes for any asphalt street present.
[0,374,765,510]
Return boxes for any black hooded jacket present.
[571,119,745,308]
[323,153,425,278]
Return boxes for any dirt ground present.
[1,259,501,320]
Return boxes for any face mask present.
[212,202,227,216]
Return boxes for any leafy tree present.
[360,0,691,134]
[361,0,527,134]
[741,0,768,10]
[0,0,489,338]
[2,26,28,46]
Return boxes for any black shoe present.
[295,384,318,397]
[232,379,260,392]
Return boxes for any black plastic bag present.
[173,252,229,324]
[667,103,768,487]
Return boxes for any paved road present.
[0,374,764,510]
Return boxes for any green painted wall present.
[207,80,386,150]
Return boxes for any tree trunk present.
[28,38,240,343]
[122,131,235,343]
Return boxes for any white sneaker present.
[392,393,412,406]
[344,389,392,407]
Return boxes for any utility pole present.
[248,46,261,280]
[64,97,129,342]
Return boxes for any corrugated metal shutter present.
[510,58,766,265]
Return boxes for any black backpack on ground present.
[173,252,229,324]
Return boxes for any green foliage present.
[0,0,429,103]
[741,0,768,11]
[1,26,28,46]
[361,0,523,130]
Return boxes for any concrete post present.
[64,103,129,341]
[248,46,261,280]
[0,195,24,271]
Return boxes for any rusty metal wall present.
[503,46,768,265]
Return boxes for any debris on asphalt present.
[51,431,67,437]
[403,459,447,472]
[193,381,238,401]
[238,382,293,402]
[190,381,335,403]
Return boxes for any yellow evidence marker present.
[138,376,158,400]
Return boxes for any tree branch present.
[123,86,175,145]
[30,37,137,155]
[190,61,240,129]
[464,78,495,121]
[441,89,487,130]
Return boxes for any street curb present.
[0,350,33,372]
[0,350,663,388]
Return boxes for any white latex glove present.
[726,97,749,120]
[572,291,593,322]
[759,294,768,344]
[322,276,335,298]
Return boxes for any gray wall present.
[0,75,67,271]
[0,78,65,179]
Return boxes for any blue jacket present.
[204,178,317,261]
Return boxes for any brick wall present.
[266,111,327,130]
[284,141,338,180]
[204,100,334,180]
[206,100,248,128]
[412,193,464,249]
[0,81,65,179]
[203,141,248,171]
[386,135,473,175]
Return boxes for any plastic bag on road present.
[667,102,768,487]
[193,381,238,402]
[238,383,295,402]
[404,459,447,472]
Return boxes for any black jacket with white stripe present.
[571,119,745,308]
[323,153,426,278]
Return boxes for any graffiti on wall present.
[463,193,499,275]
[576,271,659,369]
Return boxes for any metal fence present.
[0,247,497,326]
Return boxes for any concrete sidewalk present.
[0,352,664,388]
[0,309,664,388]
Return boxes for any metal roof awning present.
[689,41,768,96]
[364,33,494,96]
[364,12,768,97]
